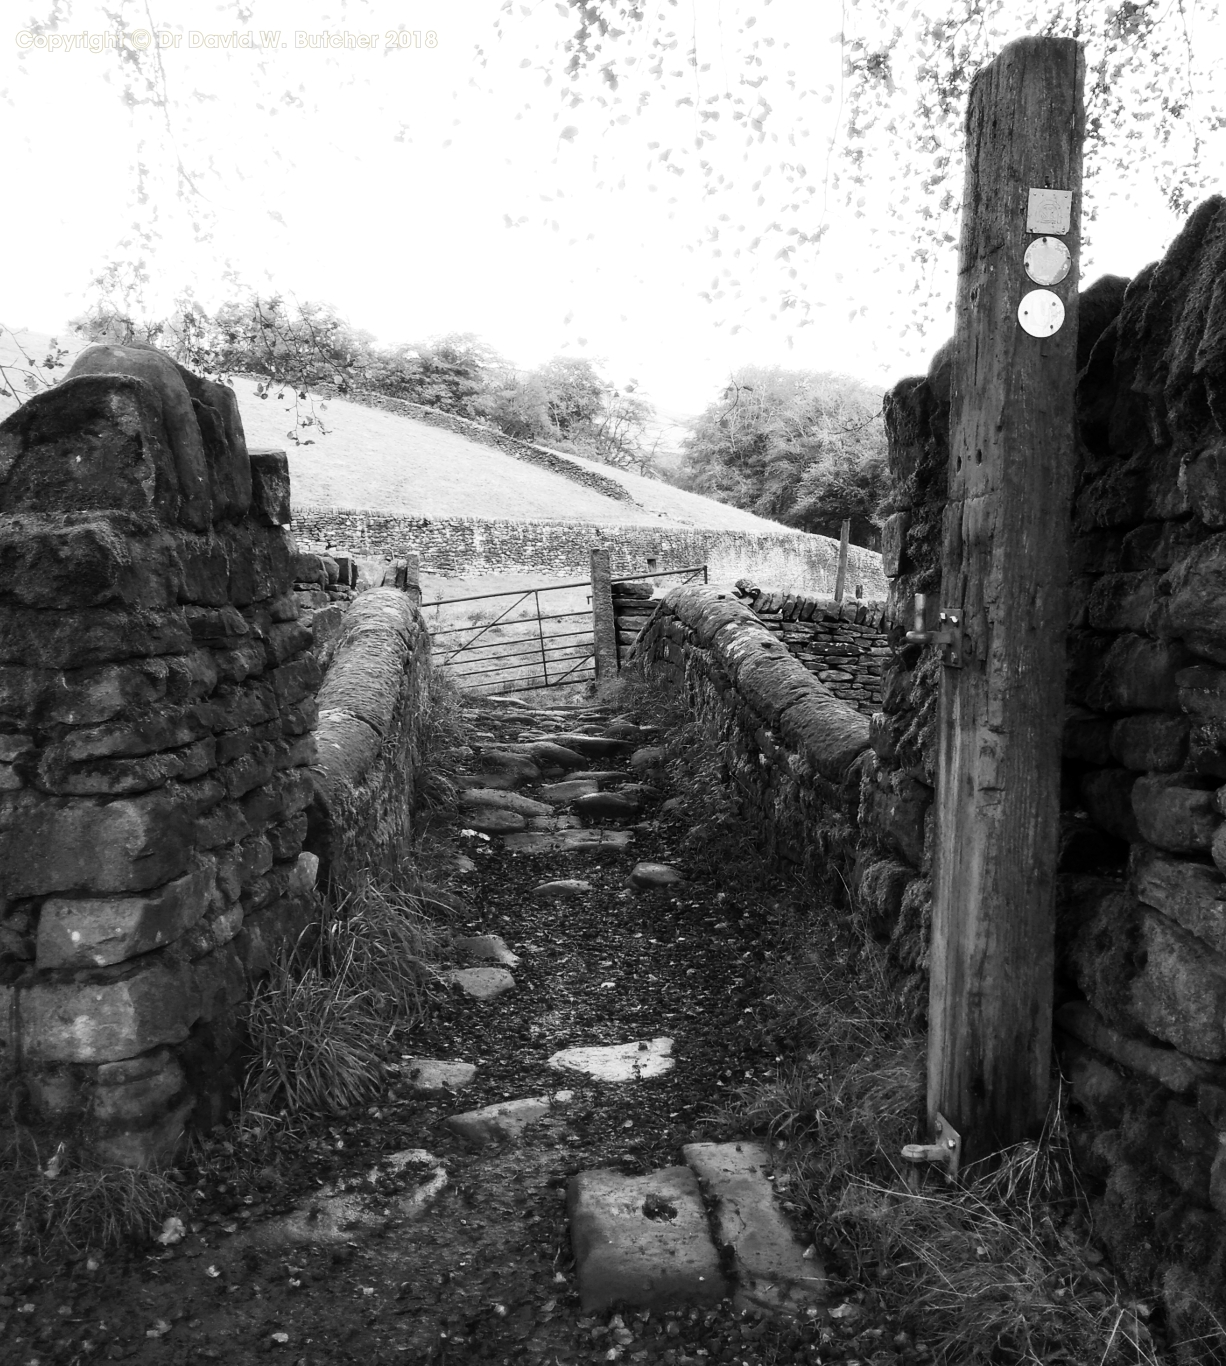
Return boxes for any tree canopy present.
[679,367,888,546]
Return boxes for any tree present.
[680,366,888,545]
[499,0,1226,338]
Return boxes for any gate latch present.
[901,1113,962,1182]
[904,594,964,668]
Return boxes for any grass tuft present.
[0,1132,182,1256]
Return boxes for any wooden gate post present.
[833,519,851,603]
[927,37,1084,1162]
[590,548,618,684]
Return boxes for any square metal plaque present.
[1026,188,1073,235]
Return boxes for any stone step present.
[502,828,634,855]
[454,934,521,968]
[567,1166,728,1313]
[401,1058,477,1092]
[546,733,636,758]
[460,806,526,835]
[447,967,515,999]
[549,1037,674,1081]
[446,1091,574,1147]
[457,788,553,817]
[573,790,643,821]
[683,1141,828,1318]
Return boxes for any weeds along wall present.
[0,348,324,1170]
[291,509,888,598]
[880,195,1226,1334]
[631,586,931,1025]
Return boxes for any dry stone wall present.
[291,509,888,598]
[631,587,874,893]
[0,345,322,1168]
[875,196,1226,1336]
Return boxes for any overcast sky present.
[1,0,1222,416]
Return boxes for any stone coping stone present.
[448,967,515,999]
[454,934,521,968]
[627,861,685,890]
[568,1166,728,1312]
[401,1058,478,1092]
[549,1037,674,1081]
[446,1091,574,1147]
[683,1141,828,1317]
[457,788,553,817]
[235,1150,447,1248]
[503,829,634,855]
[532,879,594,899]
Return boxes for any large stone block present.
[0,516,180,612]
[0,787,196,896]
[1080,768,1141,842]
[36,857,216,969]
[0,606,192,670]
[19,955,197,1063]
[1070,632,1189,713]
[0,659,170,727]
[568,1166,728,1313]
[247,453,290,527]
[1132,772,1219,852]
[64,345,213,529]
[1087,572,1157,632]
[1152,534,1226,663]
[1130,844,1226,955]
[1110,712,1189,772]
[0,374,183,522]
[1130,907,1226,1060]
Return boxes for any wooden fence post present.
[833,519,851,603]
[590,548,618,684]
[927,36,1084,1162]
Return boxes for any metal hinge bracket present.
[903,594,964,668]
[900,1112,962,1183]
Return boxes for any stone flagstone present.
[532,879,593,898]
[236,1150,447,1249]
[401,1058,477,1092]
[461,807,526,835]
[567,1166,728,1312]
[683,1141,828,1317]
[548,734,635,758]
[454,934,521,968]
[446,1091,574,1147]
[549,1037,674,1081]
[574,790,643,821]
[448,967,515,999]
[457,788,553,817]
[627,861,685,889]
[503,829,634,855]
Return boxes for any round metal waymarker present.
[1018,289,1065,338]
[1024,235,1071,286]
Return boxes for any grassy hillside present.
[0,330,787,533]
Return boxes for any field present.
[0,329,788,533]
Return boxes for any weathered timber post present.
[833,519,851,603]
[927,37,1084,1162]
[404,551,422,607]
[590,548,618,683]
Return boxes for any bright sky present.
[1,0,1222,418]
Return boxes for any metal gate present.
[425,578,598,695]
